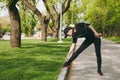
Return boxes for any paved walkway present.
[68,38,120,80]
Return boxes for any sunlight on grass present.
[0,38,71,80]
[105,36,120,43]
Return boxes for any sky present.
[0,2,9,17]
[0,0,46,18]
[36,0,47,15]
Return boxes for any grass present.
[0,38,71,80]
[105,36,120,43]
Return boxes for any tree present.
[82,0,108,36]
[1,0,21,48]
[85,0,108,35]
[46,0,72,38]
[106,0,120,36]
[63,0,82,26]
[19,2,37,37]
[84,0,120,36]
[22,0,49,41]
[22,0,72,40]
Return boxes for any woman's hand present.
[88,25,102,38]
[94,32,102,38]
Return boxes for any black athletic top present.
[72,22,93,43]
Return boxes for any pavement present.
[58,38,120,80]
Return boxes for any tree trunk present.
[53,15,60,38]
[41,16,48,41]
[7,3,21,48]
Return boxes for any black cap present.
[64,27,72,38]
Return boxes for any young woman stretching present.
[63,21,103,76]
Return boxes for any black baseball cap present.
[64,27,72,38]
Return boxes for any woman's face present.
[67,29,73,36]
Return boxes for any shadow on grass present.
[0,41,71,80]
[21,42,69,48]
[0,58,62,80]
[20,42,70,56]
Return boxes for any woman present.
[63,21,103,76]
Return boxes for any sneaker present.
[97,71,103,76]
[63,62,70,68]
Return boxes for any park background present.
[0,0,120,80]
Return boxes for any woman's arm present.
[66,43,76,61]
[88,25,102,38]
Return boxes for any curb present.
[57,64,72,80]
[57,67,70,80]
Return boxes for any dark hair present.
[64,27,72,38]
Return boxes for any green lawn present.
[105,36,120,43]
[0,38,71,80]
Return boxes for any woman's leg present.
[64,38,93,66]
[94,38,103,76]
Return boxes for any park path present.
[67,38,120,80]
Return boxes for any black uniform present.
[64,22,102,73]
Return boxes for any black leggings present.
[67,35,102,71]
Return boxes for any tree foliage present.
[43,0,72,38]
[18,1,37,37]
[63,0,82,26]
[81,0,120,36]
